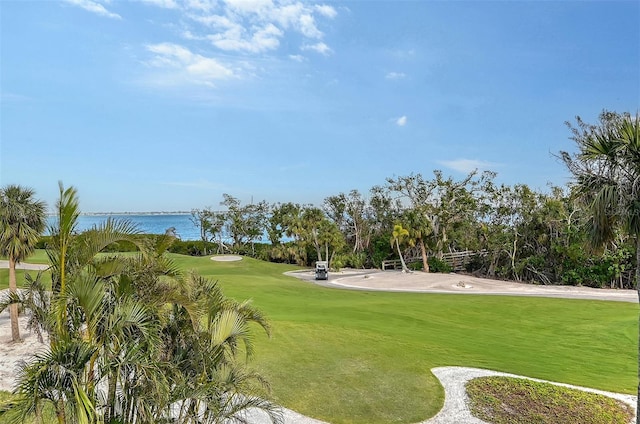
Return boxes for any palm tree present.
[390,224,411,273]
[561,111,640,422]
[7,184,282,424]
[402,208,433,272]
[0,185,47,342]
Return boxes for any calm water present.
[46,214,201,241]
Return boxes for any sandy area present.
[427,367,636,424]
[0,307,48,392]
[288,268,638,303]
[211,255,243,262]
[0,260,49,271]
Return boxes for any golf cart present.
[315,261,328,280]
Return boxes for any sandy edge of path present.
[287,268,638,303]
[426,367,636,424]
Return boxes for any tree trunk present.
[419,238,429,272]
[636,236,640,424]
[396,240,409,273]
[8,257,20,342]
[106,368,118,423]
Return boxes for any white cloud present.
[208,23,282,53]
[65,0,121,19]
[396,116,407,126]
[289,54,305,62]
[184,0,217,12]
[224,0,273,14]
[301,42,332,55]
[386,71,406,80]
[298,14,322,38]
[179,1,336,54]
[139,0,179,8]
[315,4,337,18]
[145,43,234,86]
[438,159,497,173]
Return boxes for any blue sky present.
[1,0,638,213]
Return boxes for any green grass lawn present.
[1,251,637,424]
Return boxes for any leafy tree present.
[191,207,226,254]
[220,194,268,253]
[387,170,493,269]
[0,184,47,342]
[324,190,371,254]
[560,110,640,421]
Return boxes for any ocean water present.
[46,214,201,241]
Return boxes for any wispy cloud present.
[315,4,338,18]
[386,71,406,80]
[207,23,283,53]
[65,0,121,19]
[1,93,33,102]
[145,43,235,87]
[396,116,407,126]
[289,54,305,62]
[140,0,179,8]
[302,42,332,56]
[153,1,338,55]
[438,159,498,173]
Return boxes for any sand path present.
[287,268,638,303]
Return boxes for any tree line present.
[190,111,638,289]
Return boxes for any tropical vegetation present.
[560,111,640,422]
[0,184,280,424]
[184,111,637,292]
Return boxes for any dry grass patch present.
[466,376,634,424]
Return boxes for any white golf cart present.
[315,261,329,280]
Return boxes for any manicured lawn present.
[0,250,50,289]
[1,251,637,424]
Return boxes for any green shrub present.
[369,235,394,269]
[409,260,423,271]
[428,256,452,273]
[465,253,488,273]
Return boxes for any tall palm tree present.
[561,111,640,422]
[402,208,433,272]
[0,185,47,342]
[390,224,411,273]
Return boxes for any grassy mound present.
[467,376,634,424]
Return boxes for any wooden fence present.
[441,250,486,271]
[382,251,486,271]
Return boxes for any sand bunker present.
[210,255,243,262]
[287,269,637,303]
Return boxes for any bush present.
[168,240,218,256]
[428,256,452,273]
[369,235,394,269]
[408,260,423,271]
[464,253,488,273]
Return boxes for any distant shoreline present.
[47,211,193,216]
